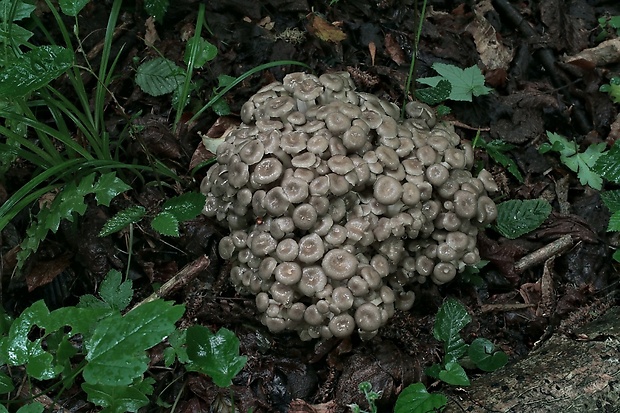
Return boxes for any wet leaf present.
[438,360,470,386]
[13,403,43,413]
[434,298,471,362]
[594,140,620,183]
[468,338,508,372]
[495,199,552,239]
[0,46,73,98]
[144,0,169,23]
[93,173,131,207]
[59,0,90,16]
[0,0,36,21]
[98,270,133,311]
[99,206,146,237]
[186,326,247,387]
[307,14,346,43]
[394,383,447,413]
[82,380,152,413]
[83,300,185,386]
[415,79,452,106]
[184,37,217,68]
[135,57,185,96]
[151,211,180,237]
[161,192,206,222]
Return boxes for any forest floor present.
[2,0,620,411]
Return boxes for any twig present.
[130,254,210,310]
[514,234,574,273]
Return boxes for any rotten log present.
[443,306,620,412]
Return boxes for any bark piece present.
[443,307,620,412]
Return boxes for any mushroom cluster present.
[201,72,498,340]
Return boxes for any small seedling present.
[539,131,607,190]
[99,192,207,237]
[349,381,381,413]
[472,133,524,183]
[393,298,507,413]
[599,77,620,104]
[596,15,620,42]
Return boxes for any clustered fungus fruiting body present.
[201,72,498,340]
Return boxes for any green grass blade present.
[188,60,311,124]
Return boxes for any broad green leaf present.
[433,298,471,362]
[93,173,131,207]
[468,338,508,372]
[144,0,169,23]
[151,211,179,236]
[161,192,206,221]
[495,199,552,239]
[82,381,151,413]
[184,37,217,68]
[0,0,36,21]
[415,79,451,105]
[211,97,231,116]
[26,351,58,380]
[613,249,620,262]
[0,46,73,98]
[394,383,447,413]
[135,57,185,96]
[418,63,492,101]
[0,372,14,394]
[83,300,185,386]
[99,270,133,311]
[58,0,90,16]
[438,360,470,386]
[99,206,146,237]
[217,74,235,88]
[186,326,247,387]
[15,403,44,413]
[594,140,620,183]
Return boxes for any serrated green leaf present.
[165,328,188,366]
[495,199,552,239]
[468,338,508,372]
[184,37,217,68]
[82,382,150,413]
[58,0,90,16]
[613,249,620,262]
[83,300,185,386]
[99,206,146,237]
[212,97,231,116]
[594,141,620,183]
[186,326,247,387]
[0,372,14,394]
[144,0,169,23]
[601,190,620,212]
[99,270,133,311]
[439,360,470,386]
[418,63,492,102]
[161,192,206,221]
[93,173,131,207]
[607,211,620,232]
[394,383,447,413]
[217,74,235,88]
[43,306,109,336]
[0,0,36,21]
[0,46,73,98]
[415,79,452,105]
[151,211,179,236]
[433,298,471,362]
[135,57,184,97]
[0,23,33,46]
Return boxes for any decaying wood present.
[443,307,620,412]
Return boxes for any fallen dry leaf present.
[144,16,159,47]
[368,41,376,66]
[384,33,405,65]
[563,37,620,66]
[307,13,346,43]
[466,2,513,70]
[26,254,71,292]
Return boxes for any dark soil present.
[2,0,620,412]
